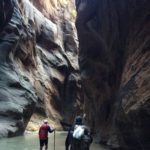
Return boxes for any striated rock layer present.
[75,0,150,149]
[0,0,81,137]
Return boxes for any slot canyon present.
[0,0,150,150]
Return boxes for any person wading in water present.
[65,115,93,150]
[39,119,55,150]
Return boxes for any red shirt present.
[39,124,52,140]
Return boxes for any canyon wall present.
[0,0,81,137]
[75,0,150,149]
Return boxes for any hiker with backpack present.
[65,115,93,150]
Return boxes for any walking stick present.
[54,130,56,150]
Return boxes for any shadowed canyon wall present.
[75,0,150,150]
[0,0,82,137]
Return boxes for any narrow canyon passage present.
[0,0,150,150]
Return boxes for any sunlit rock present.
[0,0,81,137]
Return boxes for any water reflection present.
[0,132,110,150]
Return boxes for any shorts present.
[40,138,48,147]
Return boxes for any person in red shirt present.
[39,119,55,150]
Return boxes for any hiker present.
[39,119,55,150]
[72,125,93,150]
[65,116,83,150]
[65,115,92,150]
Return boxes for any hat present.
[44,119,48,124]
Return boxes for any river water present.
[0,132,110,150]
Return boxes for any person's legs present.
[71,139,81,150]
[45,144,48,150]
[44,139,48,150]
[70,145,73,150]
[40,139,44,150]
[40,146,43,150]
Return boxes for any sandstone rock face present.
[0,0,81,137]
[75,0,150,149]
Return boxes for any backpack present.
[73,125,85,140]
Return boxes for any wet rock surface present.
[0,0,81,137]
[75,0,150,149]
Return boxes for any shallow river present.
[0,132,110,150]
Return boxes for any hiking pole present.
[53,130,55,150]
